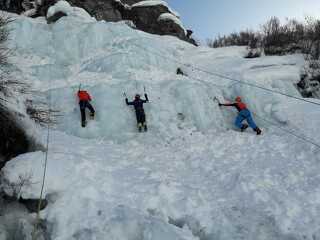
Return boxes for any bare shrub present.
[208,30,259,49]
[208,16,320,57]
[0,14,59,127]
[0,15,24,105]
[0,14,36,162]
[26,99,60,126]
[0,171,34,199]
[207,16,320,98]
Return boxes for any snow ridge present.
[47,0,95,22]
[132,0,180,17]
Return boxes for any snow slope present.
[2,4,320,240]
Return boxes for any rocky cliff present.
[0,0,197,45]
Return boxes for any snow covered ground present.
[2,3,320,240]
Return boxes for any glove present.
[218,103,222,106]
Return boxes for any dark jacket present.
[126,94,149,112]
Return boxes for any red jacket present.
[221,102,247,112]
[78,91,92,101]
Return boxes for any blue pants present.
[235,109,257,130]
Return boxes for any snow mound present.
[47,0,95,22]
[132,0,180,17]
[158,13,185,33]
[132,0,169,8]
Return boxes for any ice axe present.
[213,97,221,106]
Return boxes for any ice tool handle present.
[213,97,221,105]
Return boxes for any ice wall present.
[8,14,226,141]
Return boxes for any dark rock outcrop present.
[67,0,122,21]
[35,0,58,17]
[0,0,24,14]
[297,70,320,98]
[116,1,197,45]
[186,30,198,46]
[130,4,177,35]
[0,107,30,170]
[19,197,48,213]
[46,11,67,24]
[176,68,187,76]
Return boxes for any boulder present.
[35,0,58,17]
[19,197,48,213]
[128,2,189,41]
[119,1,197,45]
[157,13,186,39]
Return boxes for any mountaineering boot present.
[255,127,262,135]
[138,123,143,132]
[81,120,86,128]
[90,112,95,120]
[143,123,148,132]
[241,124,248,132]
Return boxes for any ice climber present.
[77,89,95,127]
[219,96,262,135]
[126,93,149,132]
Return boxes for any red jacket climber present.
[77,90,95,127]
[219,96,262,135]
[220,96,247,112]
[78,90,92,101]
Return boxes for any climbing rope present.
[32,84,52,240]
[252,112,320,150]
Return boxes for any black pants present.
[135,110,146,124]
[79,101,95,122]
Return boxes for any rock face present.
[0,0,24,14]
[115,1,197,45]
[67,0,122,21]
[129,4,185,40]
[35,0,58,17]
[0,0,197,45]
[19,197,48,213]
[0,107,30,169]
